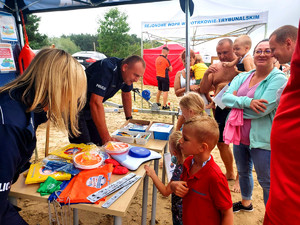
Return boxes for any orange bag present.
[57,163,113,204]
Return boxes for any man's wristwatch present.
[126,116,133,120]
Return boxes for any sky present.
[37,0,300,56]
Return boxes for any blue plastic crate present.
[149,123,173,140]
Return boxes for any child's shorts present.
[195,79,202,85]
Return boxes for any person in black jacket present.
[0,48,87,225]
[68,55,145,145]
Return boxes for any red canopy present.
[143,44,185,87]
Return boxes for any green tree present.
[25,14,50,49]
[143,40,162,49]
[49,37,80,54]
[65,33,99,51]
[97,8,131,57]
[126,38,162,56]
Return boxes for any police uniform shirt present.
[85,57,133,110]
[0,90,36,224]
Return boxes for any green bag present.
[37,176,62,196]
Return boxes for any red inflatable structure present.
[143,44,186,87]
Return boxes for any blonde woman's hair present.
[0,48,87,136]
[179,92,206,116]
[184,116,219,150]
[169,131,183,160]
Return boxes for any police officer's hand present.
[103,135,120,145]
[112,137,120,142]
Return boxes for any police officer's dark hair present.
[270,25,298,44]
[122,55,146,68]
[162,47,169,51]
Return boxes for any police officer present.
[0,48,87,224]
[69,55,146,145]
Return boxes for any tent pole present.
[14,0,24,48]
[141,31,144,109]
[264,23,268,39]
[185,0,191,93]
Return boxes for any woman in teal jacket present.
[222,39,287,212]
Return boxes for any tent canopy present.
[1,0,170,48]
[0,0,170,86]
[142,0,268,46]
[143,43,191,87]
[1,0,169,14]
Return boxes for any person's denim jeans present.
[233,144,270,206]
[233,144,254,201]
[251,147,271,205]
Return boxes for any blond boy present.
[171,116,233,225]
[223,35,255,72]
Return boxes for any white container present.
[111,130,137,144]
[112,129,152,144]
[135,132,152,145]
[73,151,104,169]
[123,122,149,132]
[104,141,130,155]
[149,123,174,140]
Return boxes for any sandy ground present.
[18,82,265,224]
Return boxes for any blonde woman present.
[0,48,86,224]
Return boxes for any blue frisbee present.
[129,147,151,158]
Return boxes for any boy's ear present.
[198,142,209,153]
[202,142,209,152]
[202,142,209,151]
[245,45,250,51]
